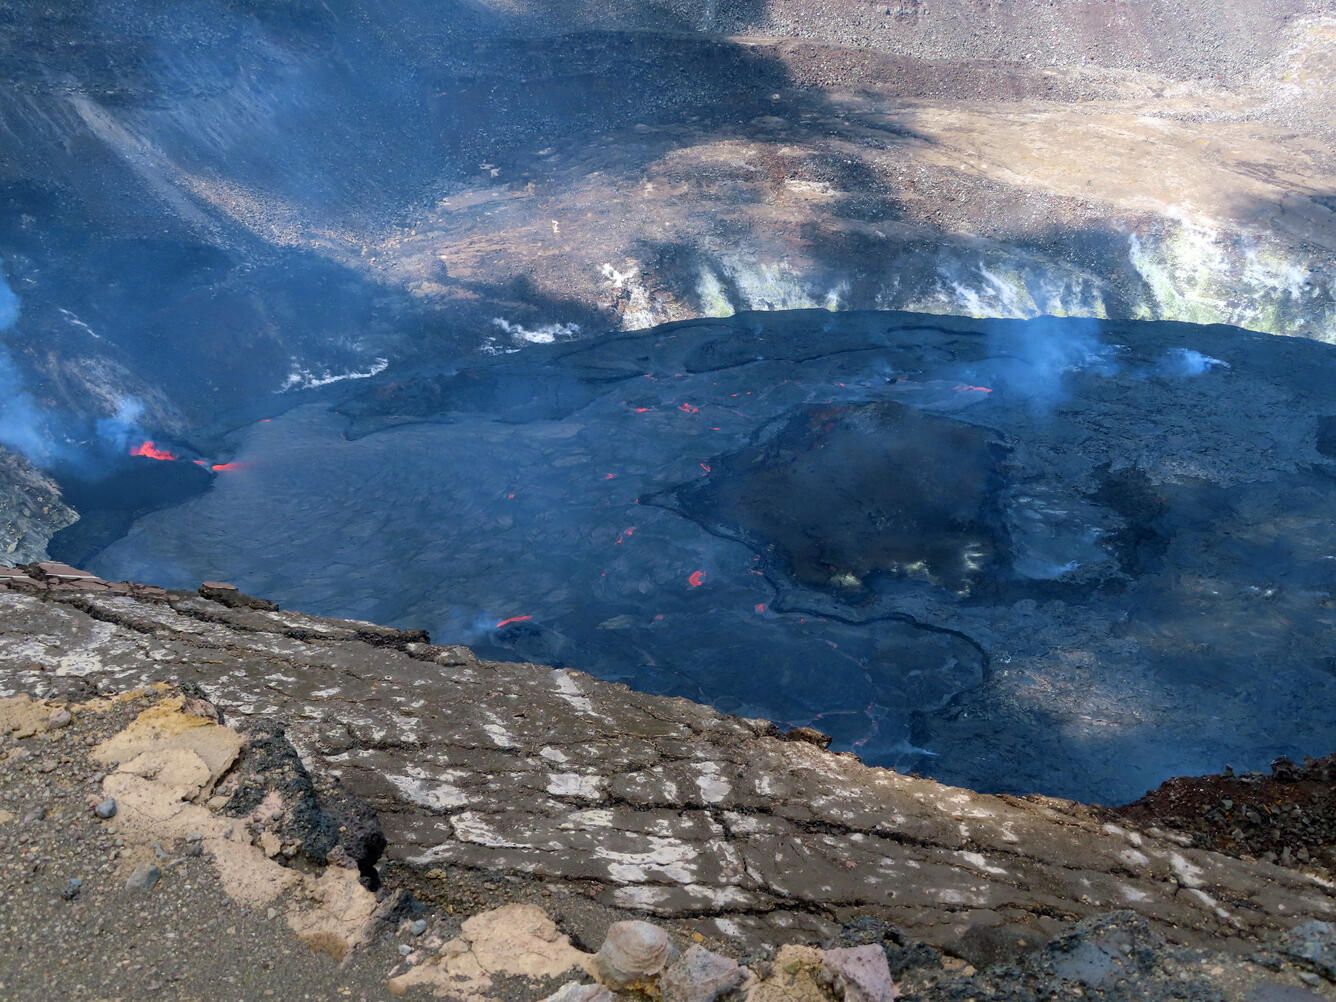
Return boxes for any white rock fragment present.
[541,983,614,1002]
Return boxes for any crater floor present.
[73,309,1336,804]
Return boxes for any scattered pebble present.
[410,919,428,936]
[125,863,161,891]
[60,877,82,901]
[47,708,72,729]
[94,798,117,819]
[398,944,413,957]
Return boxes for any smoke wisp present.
[0,263,68,466]
[983,314,1119,412]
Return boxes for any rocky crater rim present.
[0,564,1334,969]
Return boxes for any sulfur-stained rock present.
[662,944,746,1002]
[595,920,676,990]
[819,946,897,1002]
[746,945,828,1002]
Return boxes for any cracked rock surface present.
[0,570,1332,957]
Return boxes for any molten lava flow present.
[688,570,705,587]
[953,384,993,393]
[496,615,532,628]
[755,603,766,613]
[131,441,176,461]
[699,463,711,474]
[678,402,699,414]
[211,462,243,472]
[614,527,636,545]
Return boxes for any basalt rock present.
[220,717,385,884]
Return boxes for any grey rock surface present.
[125,862,160,892]
[820,946,897,1002]
[661,945,745,1002]
[0,571,1332,957]
[1282,922,1336,982]
[0,450,77,566]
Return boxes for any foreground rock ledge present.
[0,567,1332,957]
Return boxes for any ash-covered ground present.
[75,309,1336,805]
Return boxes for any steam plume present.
[0,262,65,465]
[984,314,1117,411]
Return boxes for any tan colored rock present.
[286,866,380,961]
[388,903,589,999]
[594,919,676,990]
[120,748,213,801]
[93,696,242,798]
[260,830,282,858]
[0,694,53,739]
[462,904,589,979]
[90,689,376,959]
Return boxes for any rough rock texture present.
[0,570,1332,960]
[1114,755,1336,878]
[0,449,76,564]
[387,902,590,998]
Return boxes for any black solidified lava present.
[672,400,1010,597]
[48,457,214,568]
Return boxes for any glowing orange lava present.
[688,570,705,587]
[755,603,766,613]
[953,384,993,393]
[614,527,636,545]
[496,615,532,628]
[699,463,711,474]
[678,403,699,414]
[131,441,176,461]
[211,462,243,472]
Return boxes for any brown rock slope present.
[0,567,1332,960]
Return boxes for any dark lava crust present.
[669,400,1010,598]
